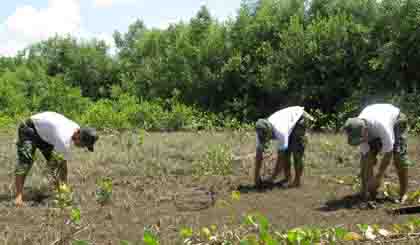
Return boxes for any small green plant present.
[54,183,74,208]
[70,207,81,225]
[143,228,159,245]
[138,128,146,146]
[242,213,278,244]
[95,177,113,206]
[180,227,194,239]
[231,190,241,202]
[52,184,91,245]
[192,143,234,176]
[174,210,420,244]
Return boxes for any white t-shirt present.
[358,104,400,154]
[256,106,305,151]
[31,112,80,160]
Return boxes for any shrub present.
[164,102,196,130]
[34,78,92,121]
[0,70,28,117]
[136,99,167,130]
[81,99,130,129]
[0,114,15,132]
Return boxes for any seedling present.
[95,177,113,206]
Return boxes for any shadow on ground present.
[0,187,51,207]
[236,179,289,193]
[0,193,11,202]
[317,193,396,211]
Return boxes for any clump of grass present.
[95,177,113,206]
[54,183,74,208]
[192,143,234,176]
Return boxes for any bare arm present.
[370,152,392,193]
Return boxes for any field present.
[1,130,420,244]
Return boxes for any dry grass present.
[0,130,419,244]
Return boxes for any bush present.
[164,102,196,130]
[136,99,167,130]
[397,93,420,134]
[0,114,15,132]
[0,70,28,117]
[81,99,130,129]
[33,78,92,122]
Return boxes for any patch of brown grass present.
[0,131,419,244]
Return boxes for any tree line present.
[1,0,420,132]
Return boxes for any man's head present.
[73,127,99,152]
[256,119,273,150]
[342,118,367,146]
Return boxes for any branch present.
[50,224,90,245]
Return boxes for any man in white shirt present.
[254,106,315,188]
[15,112,99,207]
[343,104,412,202]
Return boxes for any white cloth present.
[358,104,400,154]
[31,112,80,160]
[256,106,305,151]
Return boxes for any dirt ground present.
[0,131,419,244]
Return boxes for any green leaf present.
[70,208,81,224]
[138,129,145,146]
[261,234,279,245]
[231,190,241,201]
[243,215,256,226]
[357,224,369,233]
[180,227,193,238]
[287,230,298,243]
[143,230,159,245]
[334,227,348,240]
[72,240,90,245]
[287,228,311,244]
[256,214,270,232]
[96,177,113,205]
[409,217,420,227]
[120,240,131,245]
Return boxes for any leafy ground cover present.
[0,131,420,244]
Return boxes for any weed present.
[143,228,159,245]
[1,132,420,244]
[192,143,234,176]
[54,183,74,208]
[95,177,113,206]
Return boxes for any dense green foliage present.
[1,0,420,131]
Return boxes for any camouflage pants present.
[368,112,411,167]
[15,119,66,184]
[279,115,308,167]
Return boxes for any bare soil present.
[0,131,419,244]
